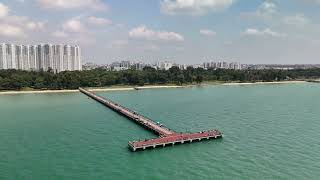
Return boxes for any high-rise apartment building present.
[22,45,30,71]
[29,45,38,71]
[54,45,64,72]
[43,44,53,71]
[74,45,81,71]
[63,45,71,71]
[0,43,82,73]
[6,44,17,69]
[0,43,7,70]
[16,45,23,70]
[37,44,45,71]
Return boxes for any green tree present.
[34,77,45,89]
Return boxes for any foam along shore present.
[222,80,306,86]
[0,85,185,95]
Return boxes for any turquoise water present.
[1,83,320,179]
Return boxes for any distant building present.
[156,61,173,70]
[5,44,17,69]
[83,62,100,70]
[246,64,320,70]
[80,60,247,72]
[22,45,30,71]
[0,43,82,73]
[192,64,202,69]
[176,64,188,70]
[110,60,136,71]
[203,61,242,70]
[63,45,71,71]
[29,45,38,71]
[133,62,146,70]
[0,43,7,70]
[54,45,63,72]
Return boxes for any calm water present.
[1,83,320,179]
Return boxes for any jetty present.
[79,87,222,151]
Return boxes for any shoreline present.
[0,89,80,95]
[0,81,309,95]
[222,80,306,86]
[0,85,186,95]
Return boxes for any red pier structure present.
[79,87,223,151]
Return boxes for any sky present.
[0,0,320,64]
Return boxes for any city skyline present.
[0,43,82,72]
[83,60,242,71]
[0,1,320,64]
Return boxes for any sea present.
[0,83,320,179]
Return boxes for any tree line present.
[0,67,320,90]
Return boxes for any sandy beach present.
[222,81,306,86]
[134,85,184,90]
[0,85,185,95]
[0,81,309,95]
[0,89,80,95]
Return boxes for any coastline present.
[0,85,185,95]
[222,80,306,86]
[0,81,309,95]
[0,89,80,95]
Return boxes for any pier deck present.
[79,87,222,151]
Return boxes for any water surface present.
[1,83,320,179]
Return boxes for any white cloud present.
[52,30,68,38]
[258,1,277,15]
[26,21,45,31]
[243,28,287,38]
[161,0,234,15]
[0,24,24,37]
[87,16,112,25]
[62,19,85,33]
[200,29,216,36]
[129,25,184,42]
[0,5,45,30]
[36,0,108,11]
[2,16,46,32]
[0,3,44,38]
[52,18,98,45]
[245,1,277,20]
[283,14,310,27]
[0,3,9,18]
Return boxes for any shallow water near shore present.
[1,83,320,179]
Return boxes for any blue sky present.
[0,0,320,64]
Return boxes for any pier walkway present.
[79,87,222,151]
